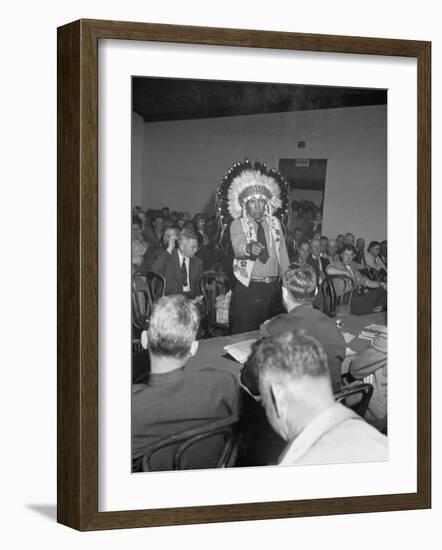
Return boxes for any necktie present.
[256,220,269,264]
[181,257,188,288]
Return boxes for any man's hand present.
[248,241,265,256]
[192,295,204,305]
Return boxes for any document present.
[223,338,257,364]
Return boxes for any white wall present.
[137,105,387,241]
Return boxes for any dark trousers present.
[351,287,387,315]
[231,280,283,334]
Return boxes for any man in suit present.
[308,238,329,285]
[132,295,240,471]
[241,264,346,396]
[254,330,387,466]
[142,213,164,250]
[152,227,204,300]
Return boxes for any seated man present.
[254,330,388,466]
[349,331,388,434]
[364,240,387,278]
[241,264,346,395]
[326,243,387,315]
[308,238,329,284]
[132,295,240,471]
[151,227,204,300]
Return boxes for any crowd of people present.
[131,161,388,472]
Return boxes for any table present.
[133,311,387,466]
[186,311,387,375]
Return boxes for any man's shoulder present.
[263,311,298,334]
[185,366,237,386]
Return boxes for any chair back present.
[200,270,232,335]
[140,415,240,471]
[132,271,166,331]
[143,270,166,302]
[132,274,151,331]
[334,382,374,417]
[321,275,355,317]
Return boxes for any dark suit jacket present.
[241,303,346,395]
[151,249,203,299]
[132,366,240,471]
[307,255,329,282]
[142,225,162,249]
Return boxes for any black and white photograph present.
[130,76,389,473]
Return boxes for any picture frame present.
[57,18,431,531]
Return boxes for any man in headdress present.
[221,161,290,333]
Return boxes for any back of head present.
[255,330,329,389]
[283,264,317,303]
[147,295,200,359]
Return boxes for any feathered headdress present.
[216,159,289,226]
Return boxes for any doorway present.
[278,158,327,239]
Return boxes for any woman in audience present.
[326,244,387,315]
[365,241,387,277]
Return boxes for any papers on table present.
[365,323,388,334]
[359,323,387,341]
[223,338,257,364]
[341,331,356,344]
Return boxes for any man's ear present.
[141,330,148,350]
[189,340,199,357]
[269,383,285,420]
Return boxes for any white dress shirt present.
[178,250,190,292]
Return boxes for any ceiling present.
[133,77,387,123]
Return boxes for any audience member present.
[132,295,240,471]
[290,240,311,265]
[161,206,170,220]
[326,244,387,315]
[241,264,345,396]
[365,241,387,275]
[319,236,329,257]
[309,238,329,284]
[131,217,148,268]
[254,330,388,465]
[344,232,355,245]
[336,234,345,254]
[326,238,340,262]
[152,227,203,300]
[355,237,366,265]
[380,240,388,268]
[143,213,164,249]
[194,213,210,246]
[313,210,323,233]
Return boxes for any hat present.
[216,159,289,226]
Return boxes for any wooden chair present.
[200,270,232,337]
[321,274,355,317]
[131,271,165,348]
[140,415,240,471]
[334,382,374,418]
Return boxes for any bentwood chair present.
[139,415,240,472]
[322,274,355,317]
[131,271,166,349]
[200,270,232,337]
[334,382,374,418]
